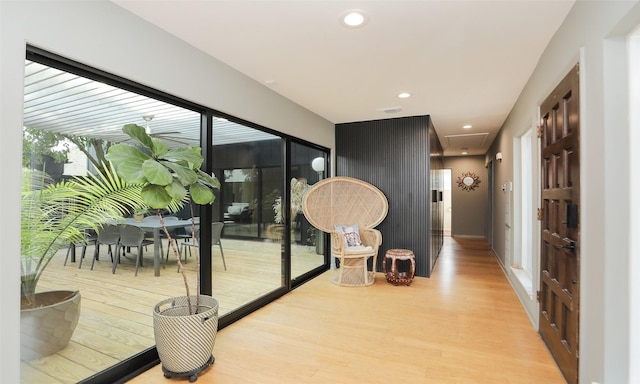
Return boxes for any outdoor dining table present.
[119,217,199,276]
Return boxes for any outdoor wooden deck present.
[20,237,322,384]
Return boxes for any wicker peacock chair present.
[302,176,388,286]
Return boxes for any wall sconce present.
[311,157,325,180]
[496,152,503,162]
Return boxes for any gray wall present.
[486,1,640,383]
[443,156,488,239]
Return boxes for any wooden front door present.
[538,63,580,384]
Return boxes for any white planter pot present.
[153,295,218,381]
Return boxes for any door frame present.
[538,63,581,384]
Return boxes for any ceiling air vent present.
[378,106,402,114]
[444,132,490,148]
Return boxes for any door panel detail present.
[539,63,580,384]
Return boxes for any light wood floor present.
[128,237,565,384]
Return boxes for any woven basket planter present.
[153,295,218,379]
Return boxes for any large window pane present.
[22,59,205,382]
[290,142,326,279]
[20,58,291,382]
[212,121,285,311]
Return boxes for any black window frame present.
[25,45,330,383]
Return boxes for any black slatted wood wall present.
[336,115,443,277]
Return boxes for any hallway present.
[129,236,564,383]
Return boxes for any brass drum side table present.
[383,249,416,286]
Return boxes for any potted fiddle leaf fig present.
[20,163,150,360]
[105,123,221,382]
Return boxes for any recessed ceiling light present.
[462,148,468,155]
[463,124,472,129]
[398,92,411,99]
[340,10,368,28]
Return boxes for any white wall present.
[443,169,452,234]
[489,1,640,383]
[0,1,334,382]
[628,27,640,384]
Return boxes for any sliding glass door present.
[21,48,329,383]
[290,142,327,280]
[211,121,285,312]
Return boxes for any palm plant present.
[20,162,179,308]
[105,123,220,314]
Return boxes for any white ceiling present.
[111,0,575,156]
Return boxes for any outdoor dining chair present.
[113,224,154,276]
[64,229,98,268]
[168,223,199,260]
[90,224,120,271]
[179,222,227,271]
[159,215,180,259]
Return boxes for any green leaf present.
[114,160,148,184]
[165,180,187,201]
[190,183,215,205]
[163,161,198,185]
[105,143,149,165]
[151,137,168,156]
[142,159,174,186]
[122,124,154,151]
[141,184,173,209]
[161,147,203,168]
[197,169,221,189]
[104,143,148,184]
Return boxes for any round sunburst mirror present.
[457,171,481,191]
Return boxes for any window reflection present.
[21,55,329,383]
[222,168,258,237]
[290,142,326,279]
